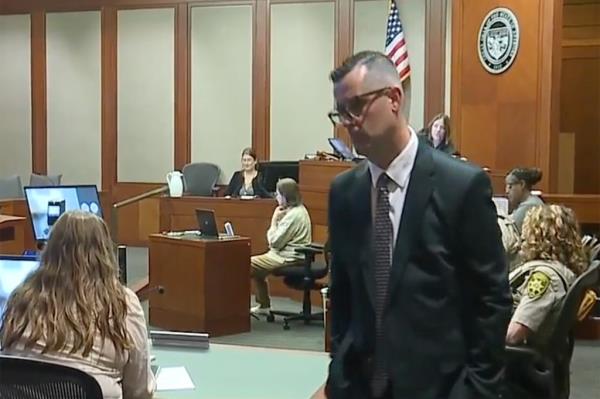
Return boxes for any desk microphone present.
[224,221,235,237]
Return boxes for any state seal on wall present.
[478,7,520,74]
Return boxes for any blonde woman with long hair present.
[0,211,154,399]
[507,204,588,345]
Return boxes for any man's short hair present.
[330,51,400,85]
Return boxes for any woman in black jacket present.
[224,147,271,198]
[420,113,458,156]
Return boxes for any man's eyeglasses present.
[328,87,393,126]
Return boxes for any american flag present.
[385,0,410,82]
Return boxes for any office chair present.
[583,235,600,261]
[268,241,329,330]
[504,261,600,399]
[0,355,103,399]
[29,173,62,186]
[182,162,221,196]
[0,176,23,200]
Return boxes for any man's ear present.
[389,87,403,114]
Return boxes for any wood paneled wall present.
[31,10,47,175]
[424,0,447,123]
[451,0,562,193]
[1,0,448,212]
[560,0,600,194]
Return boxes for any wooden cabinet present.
[149,233,251,337]
[0,215,26,254]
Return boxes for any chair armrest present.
[293,243,325,278]
[295,245,324,256]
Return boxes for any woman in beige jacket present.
[250,178,312,314]
[0,211,155,399]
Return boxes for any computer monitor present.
[492,196,509,215]
[0,255,40,329]
[24,185,103,242]
[328,137,356,161]
[258,161,299,193]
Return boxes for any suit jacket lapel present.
[351,162,377,311]
[388,142,435,299]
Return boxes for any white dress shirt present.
[368,127,418,251]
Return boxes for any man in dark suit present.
[325,51,512,399]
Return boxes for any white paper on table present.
[156,366,195,391]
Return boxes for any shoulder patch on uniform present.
[527,271,551,299]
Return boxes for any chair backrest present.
[0,176,23,199]
[592,245,600,262]
[0,355,103,399]
[29,173,62,187]
[583,235,600,261]
[544,261,600,352]
[182,163,221,196]
[312,239,331,280]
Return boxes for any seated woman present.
[505,167,544,232]
[507,204,588,346]
[250,178,311,314]
[224,147,270,198]
[1,211,155,399]
[419,113,457,156]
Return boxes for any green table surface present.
[152,343,329,399]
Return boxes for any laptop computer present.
[0,255,40,330]
[328,138,356,161]
[195,209,220,238]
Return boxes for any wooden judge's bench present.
[299,160,600,225]
[299,160,353,243]
[298,160,600,346]
[111,159,600,345]
[114,160,355,307]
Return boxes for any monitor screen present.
[328,137,355,160]
[258,161,299,193]
[492,196,509,215]
[24,185,103,242]
[0,256,40,329]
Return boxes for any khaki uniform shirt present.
[511,194,544,232]
[509,260,576,343]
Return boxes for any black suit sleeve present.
[457,170,512,397]
[224,171,240,197]
[327,178,352,356]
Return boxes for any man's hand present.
[506,321,530,345]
